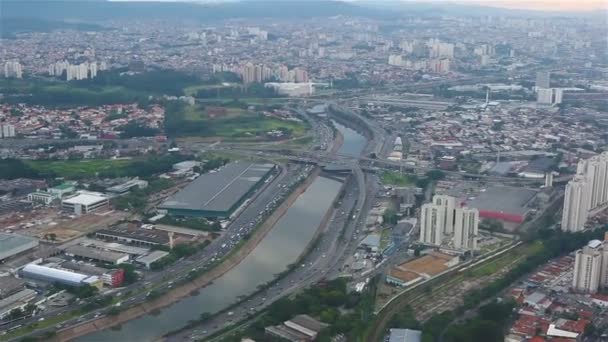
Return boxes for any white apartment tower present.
[561,176,592,232]
[573,243,603,293]
[562,152,608,232]
[3,60,23,79]
[433,195,456,234]
[419,203,444,246]
[453,207,479,251]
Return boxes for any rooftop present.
[160,161,274,213]
[466,186,538,216]
[0,232,38,253]
[389,328,422,342]
[62,191,108,206]
[63,245,129,263]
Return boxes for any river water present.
[80,176,343,342]
[333,121,367,157]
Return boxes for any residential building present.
[3,60,23,79]
[453,207,479,251]
[433,195,456,234]
[419,202,444,246]
[537,88,563,105]
[0,124,16,138]
[561,176,591,232]
[572,244,602,293]
[536,71,551,88]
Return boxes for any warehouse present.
[466,186,538,223]
[63,245,129,265]
[62,191,109,215]
[20,264,99,287]
[95,226,170,247]
[0,232,39,261]
[159,162,275,218]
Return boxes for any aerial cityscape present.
[0,1,607,341]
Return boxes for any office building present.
[572,242,603,293]
[536,71,550,89]
[453,207,479,251]
[27,191,56,205]
[61,191,109,215]
[3,61,23,79]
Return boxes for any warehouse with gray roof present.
[0,232,38,261]
[159,161,275,218]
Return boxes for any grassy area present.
[183,83,239,96]
[381,171,415,186]
[171,104,307,139]
[195,97,288,106]
[26,159,135,178]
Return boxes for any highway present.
[5,164,315,341]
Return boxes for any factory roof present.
[160,161,274,213]
[21,264,89,284]
[136,250,170,265]
[63,245,129,263]
[62,192,108,206]
[96,227,170,245]
[466,186,538,216]
[0,232,38,253]
[389,328,422,342]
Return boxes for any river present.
[79,176,343,342]
[333,121,367,157]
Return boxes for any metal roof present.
[0,232,38,253]
[466,186,538,216]
[160,161,274,213]
[21,264,88,284]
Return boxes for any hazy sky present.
[110,0,607,12]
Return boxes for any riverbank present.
[52,168,321,342]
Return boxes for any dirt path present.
[54,169,321,342]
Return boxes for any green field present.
[26,159,135,178]
[380,171,415,186]
[183,83,239,96]
[173,104,307,139]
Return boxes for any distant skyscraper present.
[0,124,16,138]
[453,207,479,251]
[536,71,550,89]
[3,60,23,79]
[537,88,562,105]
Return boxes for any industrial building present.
[106,178,148,195]
[95,226,171,247]
[466,186,538,223]
[62,191,109,215]
[20,264,100,288]
[63,245,130,265]
[136,250,170,269]
[389,328,422,342]
[0,232,39,261]
[265,314,328,341]
[159,162,275,218]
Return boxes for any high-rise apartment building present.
[572,237,608,294]
[562,152,608,232]
[453,207,479,251]
[420,195,478,251]
[0,124,16,139]
[419,203,444,246]
[433,195,455,234]
[537,88,563,105]
[536,71,551,88]
[3,61,23,79]
[561,176,591,232]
